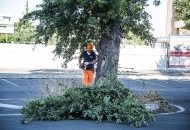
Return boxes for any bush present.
[21,74,155,127]
[0,34,14,43]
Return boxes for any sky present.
[0,0,167,37]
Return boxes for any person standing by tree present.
[79,43,97,86]
[26,0,161,82]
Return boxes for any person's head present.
[86,43,93,52]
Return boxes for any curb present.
[0,74,190,80]
[154,104,185,115]
[119,75,190,80]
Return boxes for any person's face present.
[87,50,92,53]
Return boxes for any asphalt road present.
[0,78,190,130]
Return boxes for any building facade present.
[155,0,190,49]
[0,14,14,35]
[165,0,190,36]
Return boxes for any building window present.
[0,26,6,29]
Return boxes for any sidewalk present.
[121,69,190,80]
[0,68,190,80]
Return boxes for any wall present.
[119,46,168,70]
[0,44,169,72]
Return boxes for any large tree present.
[28,0,160,82]
[14,0,35,44]
[173,0,190,30]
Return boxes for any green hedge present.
[0,34,14,43]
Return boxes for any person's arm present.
[88,60,96,65]
[79,57,82,65]
[78,52,83,67]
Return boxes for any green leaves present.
[87,17,99,26]
[153,0,161,6]
[173,0,190,30]
[25,0,160,67]
[21,74,155,127]
[14,0,35,44]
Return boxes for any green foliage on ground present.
[21,74,155,127]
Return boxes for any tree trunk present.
[95,20,122,83]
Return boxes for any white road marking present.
[143,81,169,88]
[1,79,19,87]
[0,99,11,101]
[171,79,190,85]
[0,103,24,116]
[134,79,190,89]
[0,103,22,109]
[155,104,185,115]
[175,104,186,113]
[133,79,169,88]
[0,114,23,116]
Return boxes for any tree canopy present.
[14,0,35,44]
[173,0,190,30]
[28,0,160,67]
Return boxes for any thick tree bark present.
[95,20,122,83]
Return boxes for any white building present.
[0,14,14,34]
[153,0,190,49]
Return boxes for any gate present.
[168,35,190,68]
